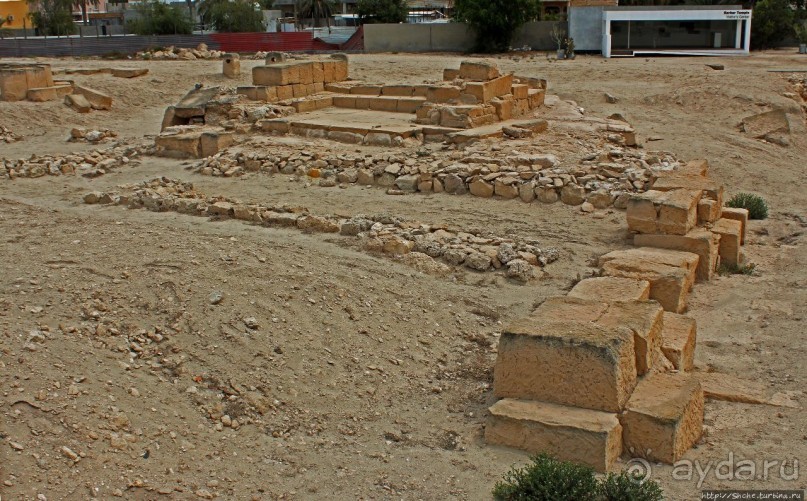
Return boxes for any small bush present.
[493,455,665,501]
[726,193,769,220]
[718,262,756,276]
[599,471,664,501]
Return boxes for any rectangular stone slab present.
[627,189,701,236]
[568,277,651,302]
[652,174,724,209]
[494,318,637,412]
[620,372,704,464]
[711,218,743,267]
[73,84,112,110]
[720,208,748,245]
[459,60,501,81]
[599,248,699,313]
[486,399,623,472]
[661,312,697,371]
[634,228,720,282]
[598,300,664,376]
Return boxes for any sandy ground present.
[0,51,805,500]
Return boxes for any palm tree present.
[295,0,337,30]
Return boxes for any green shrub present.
[453,0,541,53]
[599,470,664,501]
[357,0,408,24]
[127,0,193,35]
[493,455,665,501]
[493,454,600,501]
[751,0,794,49]
[726,193,769,220]
[718,262,756,276]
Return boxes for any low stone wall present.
[1,141,149,179]
[84,178,560,282]
[192,141,675,210]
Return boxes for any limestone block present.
[292,96,333,113]
[265,51,286,63]
[74,85,112,110]
[513,119,548,133]
[528,88,546,108]
[382,85,415,97]
[494,316,637,412]
[222,55,241,79]
[426,86,461,103]
[292,83,309,98]
[397,97,427,114]
[620,372,704,464]
[697,199,721,224]
[721,208,748,244]
[368,96,398,112]
[568,277,651,303]
[597,300,663,376]
[256,119,290,134]
[26,86,58,102]
[492,96,514,121]
[161,106,183,131]
[298,63,314,85]
[276,85,294,101]
[65,93,91,113]
[155,133,201,158]
[321,62,339,84]
[511,84,529,99]
[486,399,623,473]
[678,159,709,177]
[332,59,349,81]
[332,95,357,108]
[252,63,302,86]
[443,68,460,80]
[236,86,278,102]
[463,74,514,103]
[652,174,724,210]
[627,189,701,236]
[599,248,699,313]
[634,228,720,282]
[0,69,31,101]
[350,84,381,96]
[711,218,742,267]
[311,62,324,83]
[458,60,501,81]
[661,312,697,371]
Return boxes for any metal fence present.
[0,31,349,58]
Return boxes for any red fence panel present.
[209,32,339,53]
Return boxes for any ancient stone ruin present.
[485,159,749,471]
[155,59,552,158]
[0,63,114,114]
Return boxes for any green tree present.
[27,0,76,36]
[454,0,541,53]
[127,0,193,35]
[295,0,337,28]
[357,0,407,24]
[752,0,795,48]
[206,0,265,32]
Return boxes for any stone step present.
[599,247,699,313]
[661,312,697,371]
[620,372,704,464]
[331,94,427,114]
[486,399,623,472]
[27,85,71,102]
[568,277,651,302]
[633,227,720,282]
[721,208,749,245]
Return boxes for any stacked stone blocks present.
[487,159,746,471]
